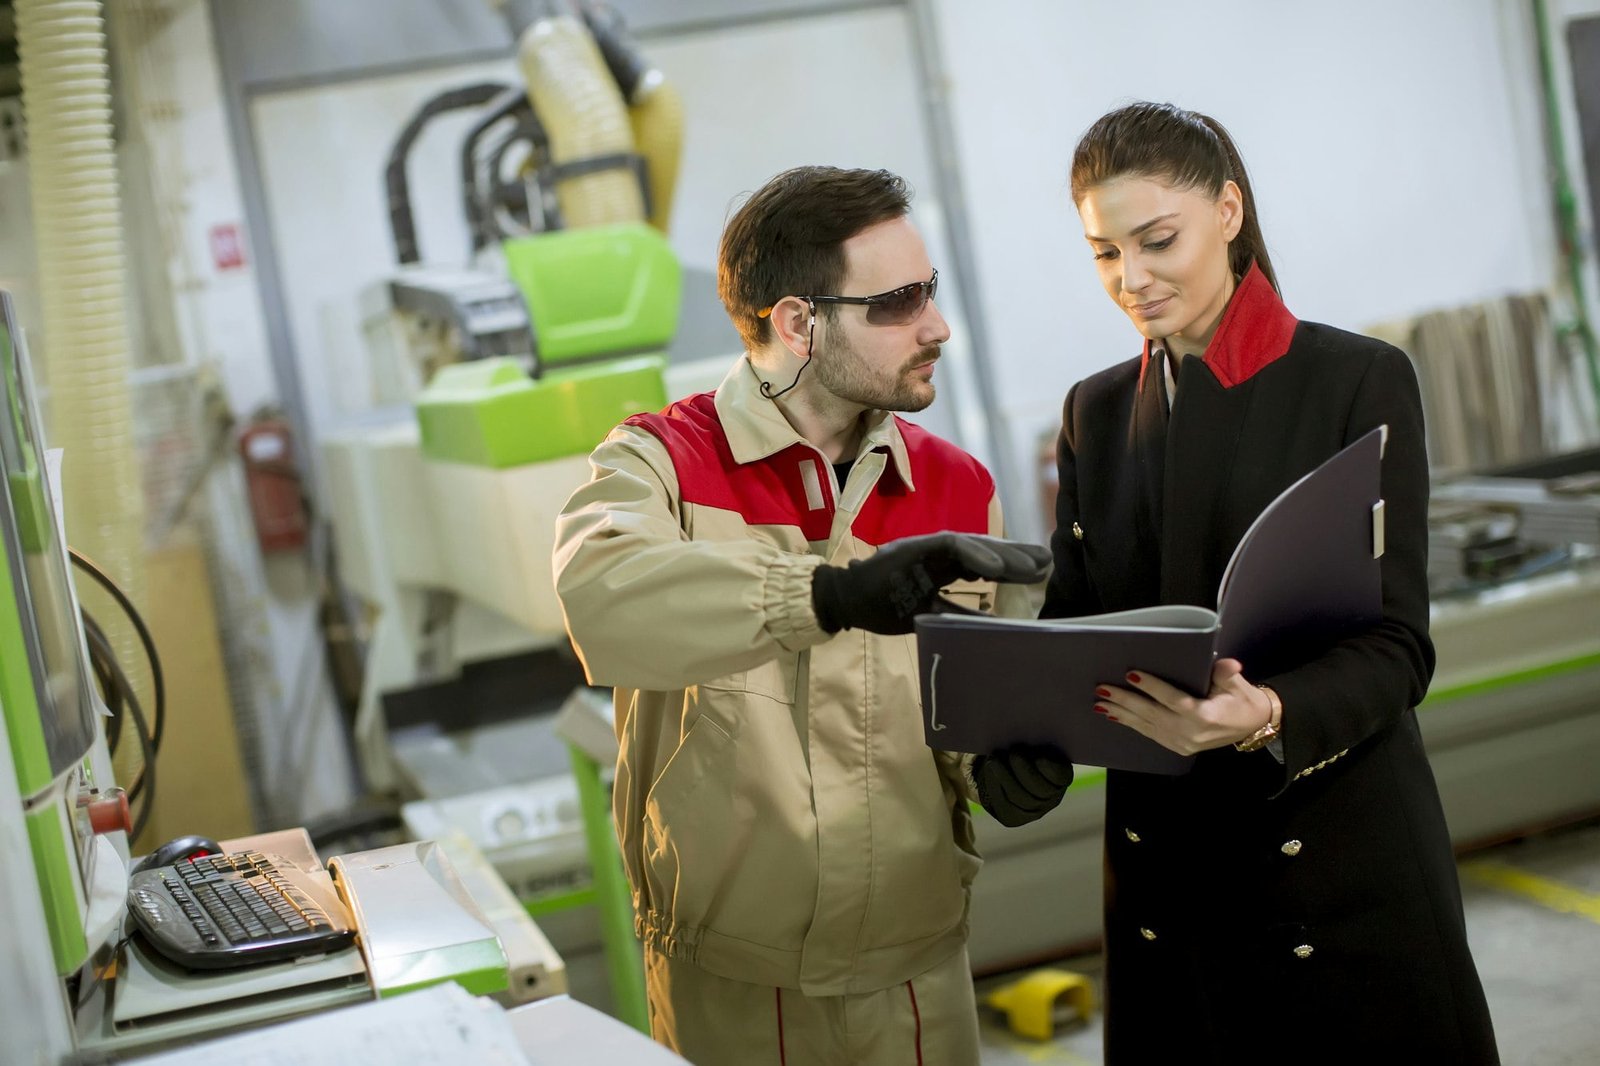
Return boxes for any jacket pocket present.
[641,713,735,927]
[640,706,817,948]
[699,652,799,704]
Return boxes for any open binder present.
[916,426,1390,774]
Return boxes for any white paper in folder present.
[128,982,529,1066]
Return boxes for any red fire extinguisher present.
[238,411,309,554]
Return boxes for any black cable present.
[89,634,125,757]
[70,930,134,1011]
[82,613,156,841]
[68,548,164,753]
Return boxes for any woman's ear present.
[1218,179,1245,243]
[768,295,815,359]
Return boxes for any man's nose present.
[919,298,952,345]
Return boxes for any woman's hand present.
[1094,658,1273,755]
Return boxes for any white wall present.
[932,0,1557,537]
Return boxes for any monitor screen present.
[0,290,96,795]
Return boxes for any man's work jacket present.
[552,357,1018,996]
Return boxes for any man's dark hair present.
[718,166,912,350]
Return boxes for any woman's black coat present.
[1044,266,1498,1064]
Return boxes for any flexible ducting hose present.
[16,1,145,687]
[517,15,645,227]
[582,5,683,234]
[625,74,682,235]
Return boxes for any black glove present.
[811,532,1051,636]
[973,745,1075,827]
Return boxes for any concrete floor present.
[975,820,1600,1065]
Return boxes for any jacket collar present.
[713,356,916,489]
[1139,261,1298,389]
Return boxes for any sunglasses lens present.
[865,278,934,326]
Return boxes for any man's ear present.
[768,295,815,359]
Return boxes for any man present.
[552,166,1050,1065]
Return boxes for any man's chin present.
[890,382,936,413]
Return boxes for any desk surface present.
[507,996,687,1064]
[116,985,682,1065]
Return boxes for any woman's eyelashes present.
[1090,234,1177,262]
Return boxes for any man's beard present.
[811,333,939,413]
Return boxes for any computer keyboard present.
[127,850,357,970]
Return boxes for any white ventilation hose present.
[17,1,146,686]
[518,15,645,227]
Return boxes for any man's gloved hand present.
[972,746,1075,827]
[811,532,1051,636]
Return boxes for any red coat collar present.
[1139,262,1298,389]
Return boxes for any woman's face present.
[1077,175,1243,356]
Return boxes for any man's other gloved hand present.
[973,746,1075,827]
[811,532,1051,636]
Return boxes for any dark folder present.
[915,426,1388,774]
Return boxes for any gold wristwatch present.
[1235,684,1283,753]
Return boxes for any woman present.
[973,102,1499,1064]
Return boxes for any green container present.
[501,222,681,367]
[417,356,668,468]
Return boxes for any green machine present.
[414,222,678,469]
[0,290,133,1064]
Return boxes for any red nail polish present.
[1106,715,1119,722]
[1093,704,1108,714]
[1095,687,1111,699]
[1126,672,1142,684]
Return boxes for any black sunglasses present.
[760,269,939,327]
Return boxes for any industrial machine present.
[1,289,131,1060]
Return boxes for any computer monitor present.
[0,289,97,801]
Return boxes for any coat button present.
[1071,521,1084,541]
[1125,828,1141,843]
[1293,944,1314,959]
[1281,840,1303,857]
[1139,927,1157,941]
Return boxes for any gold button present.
[1071,521,1084,541]
[1139,927,1157,941]
[1125,828,1141,843]
[1293,944,1314,959]
[1281,840,1303,857]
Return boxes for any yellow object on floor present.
[984,968,1097,1042]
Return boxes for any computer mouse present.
[132,834,222,874]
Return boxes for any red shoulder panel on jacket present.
[626,394,833,541]
[627,400,994,546]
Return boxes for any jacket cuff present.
[765,552,831,651]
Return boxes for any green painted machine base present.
[417,356,667,468]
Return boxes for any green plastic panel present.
[0,533,50,796]
[26,802,88,975]
[417,355,667,468]
[501,223,680,366]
